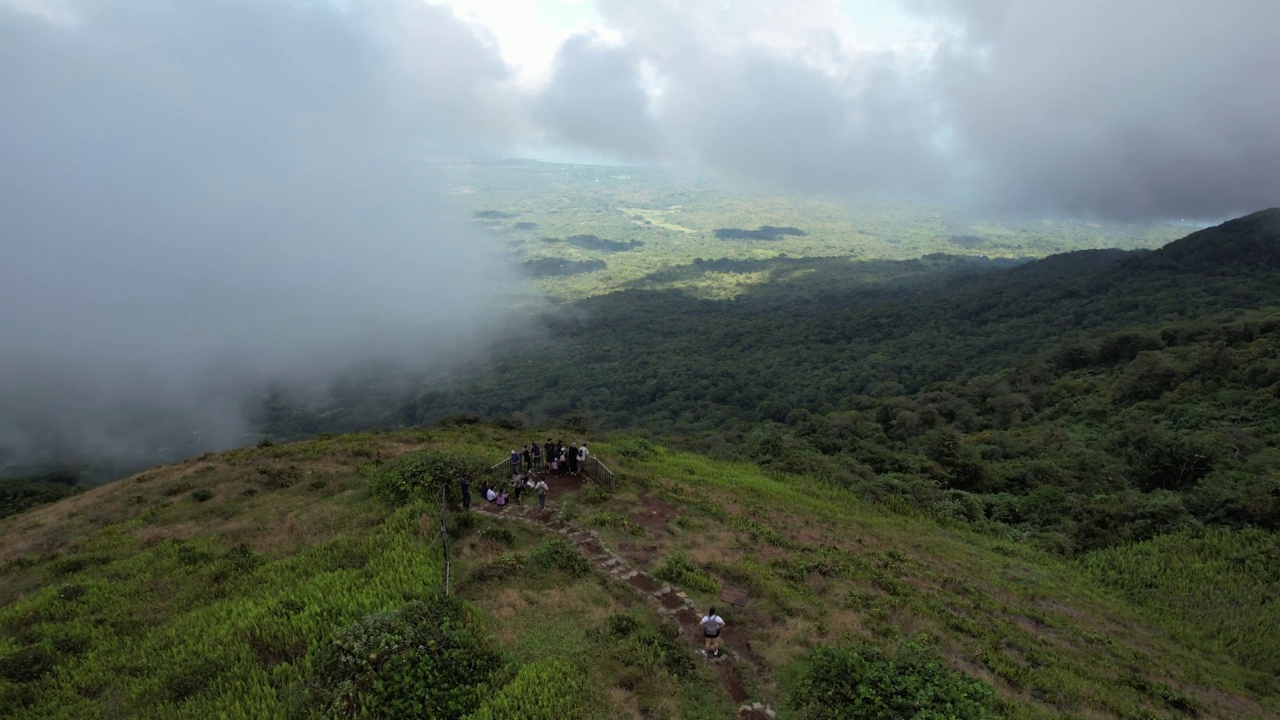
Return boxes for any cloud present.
[534,33,659,158]
[926,0,1280,220]
[530,0,1280,220]
[0,0,521,472]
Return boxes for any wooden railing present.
[488,454,616,489]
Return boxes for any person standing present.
[459,474,471,511]
[510,449,519,476]
[568,444,579,476]
[534,476,548,509]
[699,608,726,657]
[510,472,524,505]
[544,438,556,469]
[521,445,532,473]
[531,441,542,470]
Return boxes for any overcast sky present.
[1,0,1277,471]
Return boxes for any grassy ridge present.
[1,426,1276,718]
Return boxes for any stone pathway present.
[475,499,777,718]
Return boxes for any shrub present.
[467,659,586,720]
[788,641,1000,720]
[0,645,57,683]
[468,552,525,585]
[316,595,503,718]
[368,451,488,506]
[627,628,696,678]
[163,481,193,497]
[477,526,514,545]
[654,552,719,595]
[447,510,479,539]
[604,613,640,638]
[527,539,589,578]
[579,483,613,505]
[191,488,214,503]
[584,510,642,535]
[257,465,299,489]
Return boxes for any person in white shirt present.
[699,607,726,657]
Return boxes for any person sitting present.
[484,484,497,503]
[496,490,508,507]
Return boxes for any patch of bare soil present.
[628,494,681,534]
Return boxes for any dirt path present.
[474,472,776,719]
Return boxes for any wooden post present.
[439,482,450,596]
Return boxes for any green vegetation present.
[439,159,1189,302]
[789,640,1001,720]
[260,211,1280,564]
[1,426,1277,718]
[4,162,1279,717]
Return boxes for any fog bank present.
[0,0,521,473]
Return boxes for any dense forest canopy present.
[234,210,1280,555]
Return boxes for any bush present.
[191,488,214,503]
[654,552,719,595]
[788,641,1000,720]
[583,510,642,535]
[604,613,640,638]
[0,645,57,683]
[468,552,525,585]
[368,451,488,507]
[527,539,590,578]
[466,659,586,720]
[477,526,514,545]
[316,595,503,718]
[622,627,695,678]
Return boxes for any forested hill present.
[402,208,1280,425]
[244,210,1280,558]
[1131,207,1280,273]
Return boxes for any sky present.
[1,0,1278,472]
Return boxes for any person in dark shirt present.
[531,441,542,469]
[544,439,555,467]
[521,445,532,472]
[459,474,471,511]
[568,444,579,476]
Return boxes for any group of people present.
[511,439,589,477]
[458,472,550,511]
[457,438,591,513]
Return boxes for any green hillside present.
[436,159,1192,302]
[1,426,1277,718]
[247,211,1280,562]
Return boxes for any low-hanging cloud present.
[532,0,1280,220]
[0,0,521,473]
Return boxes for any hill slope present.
[2,426,1276,718]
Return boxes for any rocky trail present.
[475,474,776,719]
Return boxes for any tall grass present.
[0,503,443,718]
[1080,527,1280,681]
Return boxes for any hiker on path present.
[568,444,580,475]
[534,476,549,509]
[510,449,520,476]
[510,472,524,505]
[544,438,556,468]
[460,474,471,511]
[700,608,726,658]
[531,442,542,469]
[522,445,532,472]
[577,443,589,466]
